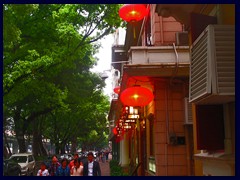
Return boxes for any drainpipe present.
[168,44,179,176]
[165,84,169,176]
[170,43,179,85]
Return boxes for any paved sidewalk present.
[99,154,112,176]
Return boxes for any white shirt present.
[88,161,94,176]
[37,169,49,176]
[72,165,83,176]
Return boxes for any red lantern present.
[119,4,148,22]
[119,4,148,38]
[113,127,118,135]
[113,86,120,94]
[120,86,153,106]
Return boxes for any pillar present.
[120,133,129,167]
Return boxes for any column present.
[120,133,129,167]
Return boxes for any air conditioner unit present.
[189,25,235,104]
[184,98,193,125]
[175,31,189,46]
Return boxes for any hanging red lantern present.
[120,86,154,106]
[113,127,118,135]
[119,4,148,38]
[119,4,148,22]
[113,86,120,94]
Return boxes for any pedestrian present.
[71,157,84,176]
[37,162,49,176]
[83,151,101,176]
[105,150,109,162]
[68,153,79,175]
[96,151,101,162]
[101,151,106,163]
[48,155,60,176]
[56,158,70,176]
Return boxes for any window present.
[29,155,33,162]
[196,104,224,151]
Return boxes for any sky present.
[90,28,126,99]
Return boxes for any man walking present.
[83,152,101,176]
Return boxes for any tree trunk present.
[60,147,65,154]
[70,137,77,153]
[16,132,26,153]
[14,107,26,153]
[3,131,12,158]
[32,119,40,156]
[3,117,12,158]
[60,141,66,154]
[32,118,48,156]
[3,146,9,159]
[66,143,70,153]
[55,142,60,155]
[39,140,48,156]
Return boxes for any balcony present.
[124,46,190,77]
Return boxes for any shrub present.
[109,160,128,176]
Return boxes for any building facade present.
[108,4,235,176]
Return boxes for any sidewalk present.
[99,154,112,176]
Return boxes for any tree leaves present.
[3,4,121,154]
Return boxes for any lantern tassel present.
[133,26,136,39]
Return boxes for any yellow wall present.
[192,4,235,176]
[192,104,203,176]
[219,4,235,25]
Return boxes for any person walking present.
[101,150,106,163]
[48,155,60,176]
[105,150,109,162]
[96,151,101,162]
[83,152,101,176]
[37,162,49,176]
[56,158,70,176]
[71,157,84,176]
[68,153,79,175]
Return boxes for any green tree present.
[3,4,122,156]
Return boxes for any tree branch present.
[26,107,54,124]
[89,27,112,44]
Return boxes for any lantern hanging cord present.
[130,21,137,39]
[133,26,136,39]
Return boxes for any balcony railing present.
[128,45,190,66]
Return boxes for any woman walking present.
[71,158,84,176]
